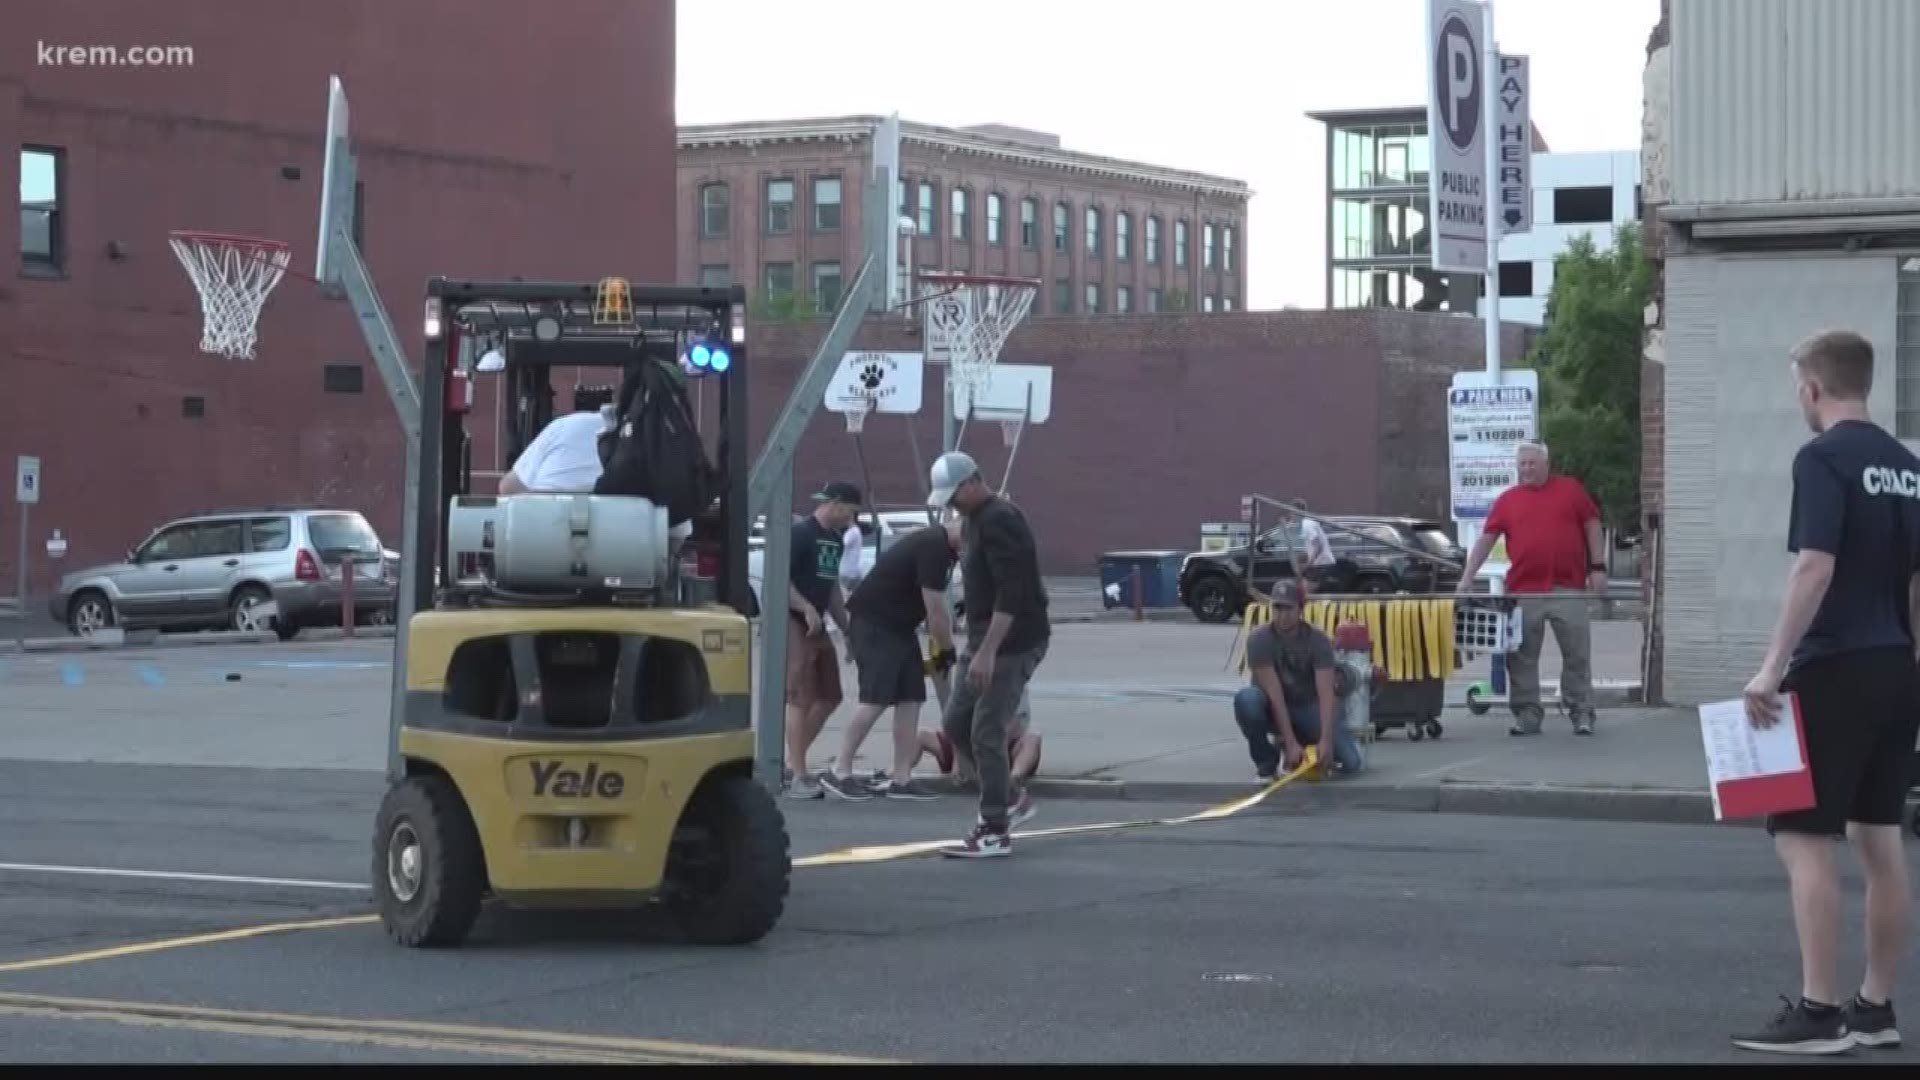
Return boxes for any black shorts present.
[848,619,926,707]
[1767,645,1920,837]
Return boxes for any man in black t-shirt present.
[1733,330,1920,1056]
[925,451,1052,859]
[818,522,961,803]
[781,481,860,800]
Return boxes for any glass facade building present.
[1309,107,1469,314]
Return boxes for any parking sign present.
[15,455,39,505]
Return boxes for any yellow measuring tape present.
[794,748,1322,868]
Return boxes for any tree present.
[1526,224,1652,534]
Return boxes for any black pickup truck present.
[1175,516,1464,623]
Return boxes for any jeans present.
[942,642,1049,831]
[1231,685,1364,777]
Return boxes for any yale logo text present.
[529,759,626,799]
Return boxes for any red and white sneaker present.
[939,824,1011,859]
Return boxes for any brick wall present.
[743,309,1532,574]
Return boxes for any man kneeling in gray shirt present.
[1234,580,1365,780]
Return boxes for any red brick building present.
[676,117,1251,316]
[1,0,677,598]
[746,308,1533,574]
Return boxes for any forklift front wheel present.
[373,774,486,948]
[664,775,791,946]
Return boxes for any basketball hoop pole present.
[318,111,424,783]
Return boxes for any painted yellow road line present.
[0,991,893,1065]
[0,914,379,974]
[797,749,1322,867]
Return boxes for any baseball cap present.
[1269,579,1307,609]
[927,451,980,508]
[812,480,863,505]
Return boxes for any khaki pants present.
[1506,588,1593,730]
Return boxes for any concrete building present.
[676,117,1250,317]
[1643,0,1920,703]
[1,0,678,599]
[1308,106,1637,326]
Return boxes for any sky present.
[676,0,1661,311]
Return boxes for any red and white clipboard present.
[1697,693,1817,822]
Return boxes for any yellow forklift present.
[369,277,787,948]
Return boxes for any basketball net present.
[845,393,875,434]
[929,282,1036,389]
[169,232,291,361]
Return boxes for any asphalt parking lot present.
[1,627,1913,1062]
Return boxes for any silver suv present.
[51,507,394,640]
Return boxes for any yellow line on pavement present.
[796,749,1321,867]
[0,914,380,974]
[0,991,892,1064]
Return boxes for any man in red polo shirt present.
[1457,441,1609,736]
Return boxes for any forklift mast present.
[418,278,751,617]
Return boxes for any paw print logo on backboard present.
[858,362,887,391]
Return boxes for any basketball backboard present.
[824,350,923,414]
[952,363,1051,423]
[315,75,353,286]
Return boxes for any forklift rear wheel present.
[373,774,486,948]
[664,775,791,946]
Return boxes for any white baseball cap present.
[927,451,980,508]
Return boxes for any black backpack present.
[594,359,715,525]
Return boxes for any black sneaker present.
[883,778,941,800]
[818,772,874,802]
[1732,996,1855,1055]
[1845,995,1900,1049]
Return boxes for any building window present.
[1896,258,1920,437]
[1552,185,1613,224]
[950,187,970,241]
[917,181,936,236]
[1084,207,1102,258]
[1116,212,1132,262]
[1145,216,1162,264]
[699,264,731,288]
[1202,295,1216,313]
[1222,296,1236,312]
[20,146,64,271]
[812,260,843,312]
[1116,286,1132,313]
[763,261,795,301]
[1020,198,1038,248]
[1498,261,1534,298]
[1333,123,1430,190]
[1175,220,1189,267]
[699,182,729,239]
[1222,226,1235,272]
[1085,283,1101,313]
[1053,278,1071,314]
[765,179,795,235]
[1146,288,1162,313]
[987,194,1005,245]
[812,176,842,232]
[1203,224,1216,269]
[322,363,364,394]
[1332,195,1430,260]
[1053,202,1070,254]
[898,177,909,220]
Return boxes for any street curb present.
[1022,775,1753,828]
[0,624,396,654]
[1051,608,1193,625]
